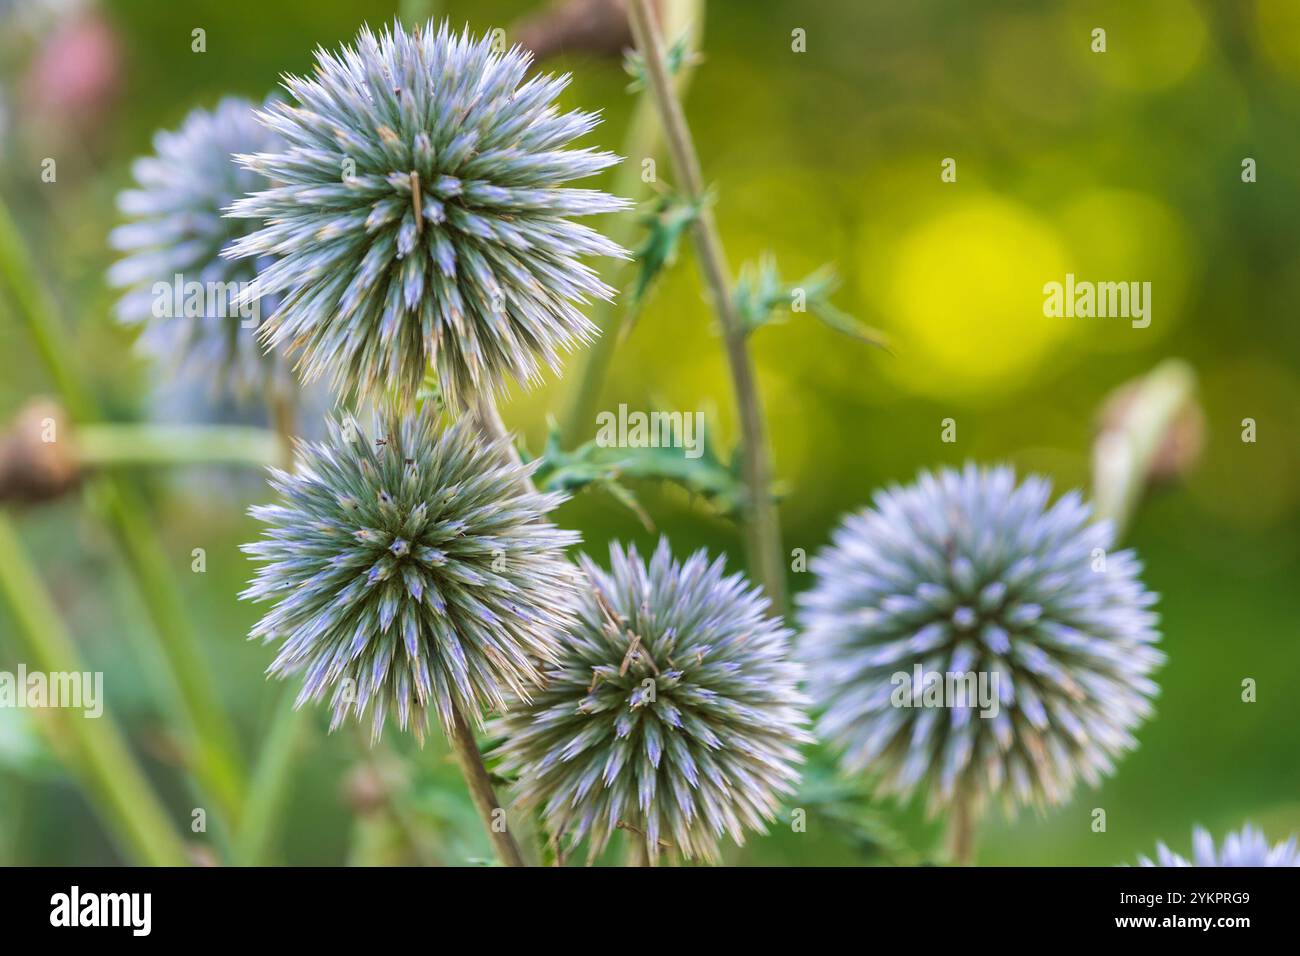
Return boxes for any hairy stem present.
[0,513,189,866]
[0,199,246,827]
[626,0,786,611]
[562,0,705,443]
[446,705,526,867]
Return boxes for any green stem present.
[0,199,246,827]
[561,0,704,444]
[625,0,787,612]
[235,691,310,865]
[0,513,189,866]
[446,704,527,867]
[75,424,281,470]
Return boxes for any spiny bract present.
[493,539,811,864]
[227,20,627,407]
[242,409,580,741]
[1136,825,1300,867]
[109,97,285,399]
[797,464,1163,817]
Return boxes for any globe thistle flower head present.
[797,464,1163,818]
[241,409,581,742]
[493,539,812,864]
[109,97,285,399]
[1137,825,1300,867]
[226,20,628,408]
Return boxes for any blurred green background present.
[1,0,1297,865]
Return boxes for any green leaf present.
[623,31,697,93]
[526,416,752,526]
[629,191,707,306]
[734,254,890,350]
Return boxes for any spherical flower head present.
[797,464,1163,817]
[226,20,628,408]
[241,408,581,742]
[1137,825,1300,867]
[109,97,285,399]
[493,539,812,863]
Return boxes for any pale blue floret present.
[797,464,1164,817]
[493,539,812,863]
[242,409,581,741]
[1137,825,1300,867]
[226,20,629,407]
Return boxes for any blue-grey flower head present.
[241,408,581,742]
[493,539,812,863]
[797,464,1163,817]
[226,20,628,408]
[1137,825,1300,867]
[109,97,285,399]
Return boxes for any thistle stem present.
[0,199,246,827]
[562,0,705,443]
[446,705,526,867]
[626,0,786,611]
[0,513,189,866]
[947,794,978,866]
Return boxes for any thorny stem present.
[0,200,246,827]
[626,0,787,612]
[446,705,527,867]
[562,0,705,443]
[0,513,189,866]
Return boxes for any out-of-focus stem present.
[562,0,705,443]
[625,0,786,611]
[0,513,189,866]
[75,424,281,470]
[235,690,310,865]
[0,199,246,826]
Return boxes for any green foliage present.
[734,254,889,349]
[527,416,750,528]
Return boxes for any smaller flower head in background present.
[109,97,285,401]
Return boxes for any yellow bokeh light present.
[880,195,1074,399]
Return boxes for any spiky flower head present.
[493,539,811,863]
[226,20,627,408]
[109,97,285,399]
[1136,825,1300,867]
[242,408,581,742]
[797,464,1163,817]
